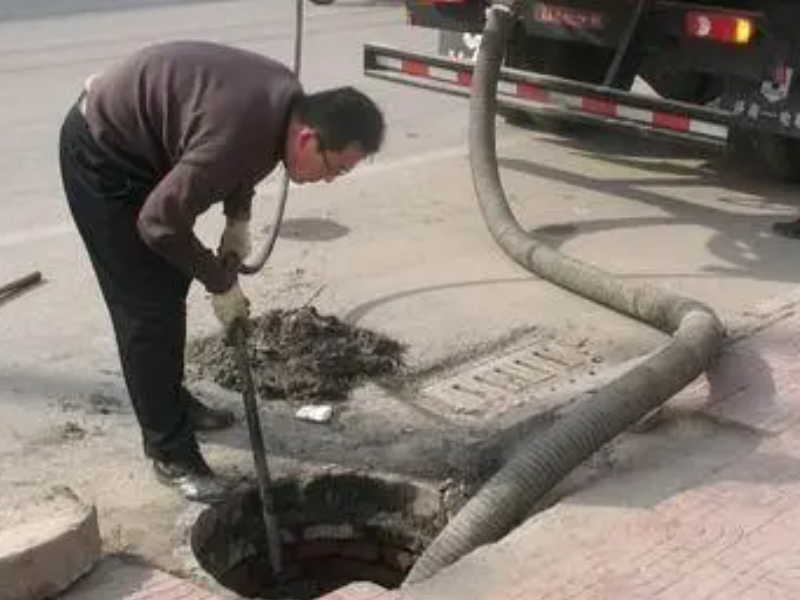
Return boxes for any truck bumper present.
[364,43,730,146]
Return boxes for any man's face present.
[285,127,366,184]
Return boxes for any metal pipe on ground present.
[404,0,724,585]
[0,271,42,298]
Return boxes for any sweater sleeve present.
[136,162,234,293]
[223,184,254,221]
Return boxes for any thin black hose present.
[240,0,305,275]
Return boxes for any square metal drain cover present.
[420,340,587,420]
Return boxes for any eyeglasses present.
[320,148,335,178]
[318,143,351,179]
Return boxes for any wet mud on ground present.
[187,306,406,402]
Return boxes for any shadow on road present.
[497,133,800,287]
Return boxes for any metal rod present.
[0,271,42,296]
[232,321,283,575]
[602,0,647,88]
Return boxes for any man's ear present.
[297,127,317,150]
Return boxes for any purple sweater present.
[83,40,302,292]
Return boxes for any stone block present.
[0,487,101,600]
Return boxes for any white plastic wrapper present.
[295,404,333,423]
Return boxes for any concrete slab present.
[0,487,100,600]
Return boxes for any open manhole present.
[191,470,452,599]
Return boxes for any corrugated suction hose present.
[404,1,724,585]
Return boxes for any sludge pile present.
[188,306,405,402]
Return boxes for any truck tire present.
[751,132,800,182]
[635,66,800,182]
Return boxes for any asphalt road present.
[0,0,457,364]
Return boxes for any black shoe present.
[152,449,228,503]
[773,219,800,239]
[181,388,236,431]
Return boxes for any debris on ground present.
[295,404,334,423]
[187,306,405,402]
[61,421,88,441]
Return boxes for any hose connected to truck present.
[240,0,304,274]
[404,0,725,585]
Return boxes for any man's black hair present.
[295,86,385,154]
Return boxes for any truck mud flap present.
[364,43,731,147]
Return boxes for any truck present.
[363,1,800,180]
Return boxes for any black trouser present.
[59,102,196,462]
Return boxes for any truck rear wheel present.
[726,128,800,182]
[751,132,800,182]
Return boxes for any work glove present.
[219,217,252,262]
[211,282,250,335]
[202,253,240,296]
